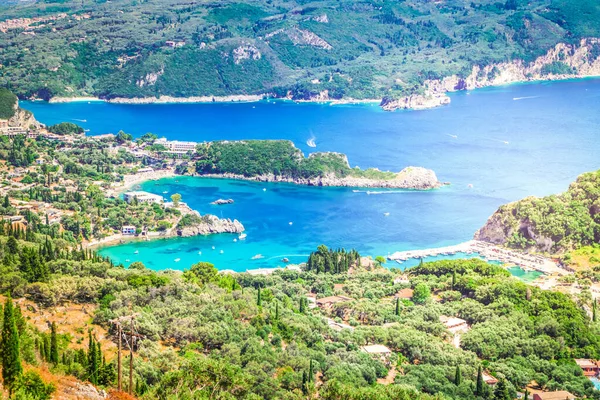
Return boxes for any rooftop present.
[533,391,575,400]
[316,295,354,305]
[361,344,392,354]
[574,358,597,368]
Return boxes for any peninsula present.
[188,140,443,189]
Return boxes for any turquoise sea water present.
[21,79,600,272]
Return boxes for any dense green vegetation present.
[46,122,84,135]
[0,88,17,120]
[192,140,396,180]
[305,245,361,274]
[1,0,600,100]
[477,169,600,254]
[0,231,599,399]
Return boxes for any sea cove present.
[22,79,600,271]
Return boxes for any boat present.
[383,212,390,216]
[306,137,316,148]
[251,254,264,260]
[289,222,293,225]
[163,191,168,194]
[174,258,181,262]
[134,250,139,254]
[125,259,130,262]
[212,246,215,250]
[239,233,247,240]
[220,250,224,254]
[198,251,202,255]
[233,238,237,242]
[282,258,289,263]
[263,188,267,192]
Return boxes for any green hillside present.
[0,87,17,119]
[475,169,600,254]
[1,0,600,100]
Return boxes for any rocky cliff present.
[198,166,443,190]
[474,169,600,254]
[177,214,244,237]
[385,38,600,111]
[7,98,43,129]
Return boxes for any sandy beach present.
[107,168,177,197]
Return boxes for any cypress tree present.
[451,271,456,290]
[454,365,462,385]
[524,389,529,400]
[308,360,314,382]
[257,287,262,307]
[275,301,279,320]
[395,297,400,316]
[493,378,510,400]
[476,366,483,395]
[593,299,597,323]
[50,322,59,365]
[1,297,23,393]
[301,371,308,395]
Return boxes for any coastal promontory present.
[188,140,444,190]
[475,169,600,254]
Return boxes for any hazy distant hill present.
[0,0,599,101]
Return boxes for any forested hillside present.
[475,169,600,257]
[0,0,600,100]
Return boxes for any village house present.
[0,119,8,129]
[532,391,575,400]
[123,191,164,204]
[482,372,498,386]
[165,40,185,48]
[121,225,136,235]
[360,344,393,364]
[316,295,354,310]
[136,167,154,174]
[154,138,197,154]
[574,359,599,376]
[440,316,470,334]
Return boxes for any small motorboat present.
[212,246,216,250]
[220,250,224,254]
[251,254,264,260]
[134,250,139,254]
[198,251,202,255]
[174,258,181,262]
[383,212,390,217]
[239,233,247,240]
[263,188,267,192]
[282,258,289,263]
[289,222,293,226]
[233,238,237,242]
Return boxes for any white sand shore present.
[105,168,177,197]
[49,96,105,103]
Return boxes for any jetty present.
[388,240,566,276]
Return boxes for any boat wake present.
[353,190,415,195]
[266,254,310,261]
[306,136,317,148]
[72,118,87,123]
[446,134,458,139]
[513,96,539,101]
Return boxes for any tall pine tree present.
[50,322,59,364]
[1,297,23,393]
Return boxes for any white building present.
[122,225,136,235]
[154,138,197,154]
[123,191,164,204]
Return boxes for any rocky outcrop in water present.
[380,94,450,111]
[177,214,244,237]
[211,198,234,205]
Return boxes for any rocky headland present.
[196,166,444,190]
[383,38,600,112]
[176,214,244,237]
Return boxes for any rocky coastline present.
[46,38,600,112]
[194,166,444,190]
[176,214,244,237]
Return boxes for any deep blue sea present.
[21,79,600,272]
